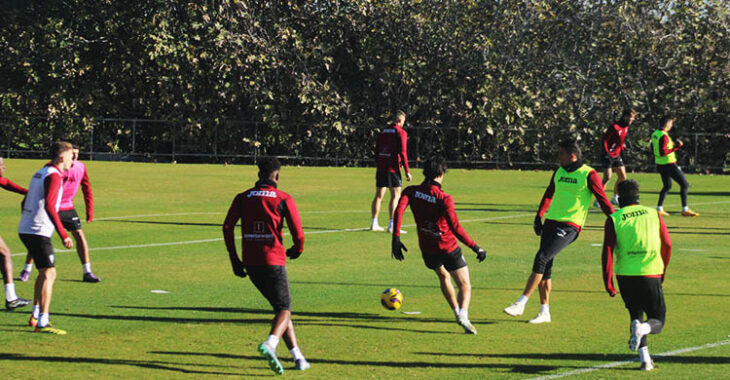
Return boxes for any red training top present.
[601,211,672,296]
[222,180,304,266]
[0,176,28,195]
[375,122,410,174]
[393,180,476,255]
[657,135,681,158]
[601,122,630,157]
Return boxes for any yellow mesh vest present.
[544,165,594,228]
[652,129,677,165]
[611,205,664,276]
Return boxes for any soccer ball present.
[380,288,404,310]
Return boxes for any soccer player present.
[371,110,412,232]
[391,155,486,334]
[0,157,32,310]
[651,115,699,217]
[602,180,671,371]
[222,157,309,374]
[503,139,614,323]
[19,141,75,334]
[596,108,636,206]
[18,146,100,282]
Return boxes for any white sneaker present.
[386,227,407,234]
[639,361,654,371]
[503,302,525,317]
[370,225,384,232]
[295,358,311,371]
[611,196,619,205]
[629,319,643,351]
[457,316,477,334]
[528,311,551,324]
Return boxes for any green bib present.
[544,164,594,227]
[651,129,677,165]
[610,205,664,276]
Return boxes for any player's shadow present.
[149,351,569,374]
[0,353,261,376]
[641,190,730,197]
[52,311,272,325]
[414,351,730,365]
[454,202,535,213]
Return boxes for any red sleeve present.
[587,170,615,216]
[602,217,617,296]
[80,168,94,220]
[398,128,410,174]
[283,196,305,254]
[392,189,410,237]
[0,176,28,195]
[444,195,476,248]
[537,171,556,217]
[44,173,69,241]
[659,135,680,156]
[658,213,672,279]
[222,195,242,263]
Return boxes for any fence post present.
[89,126,94,161]
[694,133,698,171]
[132,119,136,153]
[172,123,176,163]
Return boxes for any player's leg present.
[250,265,295,374]
[635,277,666,371]
[281,319,309,370]
[596,155,613,207]
[612,164,627,204]
[387,186,404,233]
[529,261,552,324]
[434,265,459,311]
[370,186,387,231]
[449,262,477,334]
[656,165,672,215]
[17,253,34,282]
[72,229,100,282]
[1,236,30,310]
[669,164,698,216]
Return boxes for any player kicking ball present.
[503,139,614,323]
[222,157,309,375]
[391,155,486,334]
[602,180,671,371]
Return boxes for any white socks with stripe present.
[5,283,18,302]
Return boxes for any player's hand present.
[286,246,302,260]
[471,244,486,262]
[86,215,93,223]
[63,237,73,249]
[406,172,413,182]
[233,264,247,278]
[608,289,616,297]
[391,236,407,261]
[676,139,684,148]
[533,215,543,236]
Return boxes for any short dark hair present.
[659,114,674,129]
[257,156,281,180]
[621,108,636,119]
[50,141,73,159]
[617,179,640,207]
[423,155,447,180]
[558,139,581,160]
[392,110,406,124]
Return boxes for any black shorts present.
[59,209,83,231]
[601,153,625,169]
[19,234,55,269]
[376,171,402,188]
[246,265,291,312]
[422,248,467,272]
[532,220,579,279]
[617,276,666,323]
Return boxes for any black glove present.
[391,236,407,261]
[471,244,486,262]
[286,246,302,260]
[533,215,543,236]
[233,264,247,278]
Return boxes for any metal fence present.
[1,116,728,173]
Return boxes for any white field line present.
[10,213,532,257]
[531,339,730,380]
[587,199,730,213]
[93,209,369,221]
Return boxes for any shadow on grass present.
[150,351,568,375]
[102,219,342,231]
[414,351,730,364]
[0,353,262,376]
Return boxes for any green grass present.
[1,159,729,378]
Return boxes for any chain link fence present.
[1,116,728,173]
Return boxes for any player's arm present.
[444,195,485,262]
[659,135,681,156]
[533,171,556,235]
[391,190,410,260]
[587,170,615,216]
[283,196,305,259]
[601,127,612,154]
[80,168,94,222]
[222,195,245,277]
[601,217,617,297]
[43,173,72,247]
[0,176,28,195]
[658,213,672,282]
[398,129,411,180]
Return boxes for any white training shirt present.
[18,165,63,238]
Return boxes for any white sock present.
[459,309,469,320]
[612,194,619,201]
[540,304,550,314]
[516,295,528,305]
[32,305,40,318]
[264,335,280,350]
[24,263,33,272]
[639,346,651,363]
[39,312,50,327]
[371,218,379,227]
[290,347,304,361]
[453,307,461,318]
[639,322,652,336]
[682,206,689,212]
[388,219,393,229]
[657,206,664,211]
[5,283,18,301]
[82,263,92,274]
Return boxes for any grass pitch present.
[1,159,729,378]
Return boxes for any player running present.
[0,157,32,310]
[602,180,671,371]
[20,141,75,334]
[371,110,412,233]
[503,139,614,323]
[596,108,636,206]
[222,157,309,375]
[651,115,699,217]
[391,155,486,334]
[18,145,100,282]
